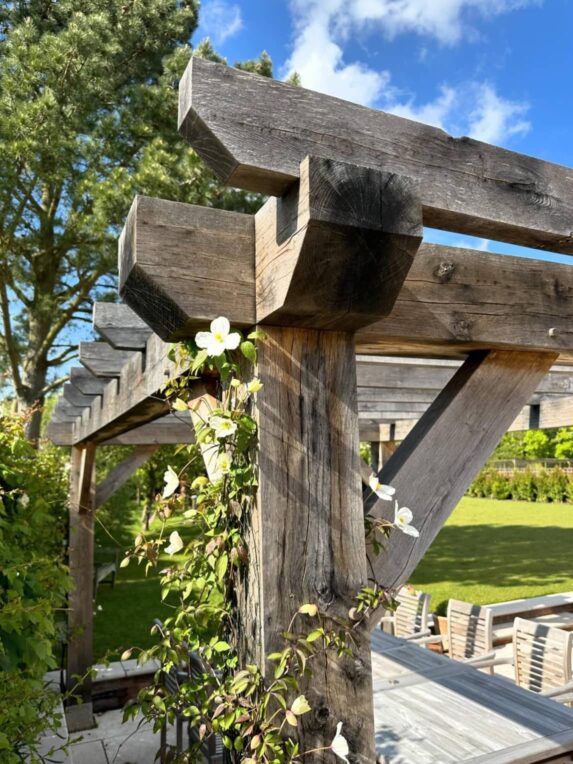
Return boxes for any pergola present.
[47,59,573,755]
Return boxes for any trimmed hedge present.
[468,467,573,503]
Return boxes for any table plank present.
[372,631,573,763]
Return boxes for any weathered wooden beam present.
[367,350,556,617]
[79,342,138,378]
[101,414,195,446]
[115,196,573,357]
[247,327,374,759]
[66,444,96,731]
[255,156,422,328]
[70,366,108,396]
[119,195,255,340]
[93,302,153,350]
[72,335,207,445]
[179,58,573,253]
[45,421,74,446]
[54,398,86,421]
[356,244,573,358]
[63,383,97,408]
[95,445,159,509]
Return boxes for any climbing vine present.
[122,317,417,762]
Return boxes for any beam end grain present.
[255,156,422,330]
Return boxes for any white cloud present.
[284,0,533,145]
[387,82,530,143]
[200,0,243,45]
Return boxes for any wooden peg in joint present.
[255,155,423,330]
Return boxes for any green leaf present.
[215,553,228,584]
[213,641,231,652]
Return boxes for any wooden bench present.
[93,549,119,597]
[486,593,573,646]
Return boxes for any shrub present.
[489,475,512,500]
[0,413,70,761]
[510,469,537,502]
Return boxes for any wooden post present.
[66,443,96,731]
[244,328,374,762]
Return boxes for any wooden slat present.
[95,445,159,508]
[63,383,97,408]
[101,414,195,446]
[119,195,255,340]
[179,58,573,253]
[79,342,138,378]
[93,302,153,350]
[247,327,375,759]
[367,350,557,609]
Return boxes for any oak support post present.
[66,443,97,731]
[246,327,375,762]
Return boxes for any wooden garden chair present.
[380,586,432,640]
[418,599,511,673]
[513,617,573,703]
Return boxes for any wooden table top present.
[372,630,573,764]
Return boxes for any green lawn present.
[94,495,573,657]
[411,496,573,614]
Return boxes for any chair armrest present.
[409,634,444,646]
[542,679,573,699]
[379,616,395,624]
[464,653,514,670]
[403,629,432,641]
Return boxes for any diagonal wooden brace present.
[255,156,422,330]
[365,349,557,629]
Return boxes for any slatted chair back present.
[393,587,431,638]
[447,599,493,662]
[513,617,573,695]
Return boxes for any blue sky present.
[194,0,572,262]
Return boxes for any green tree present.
[0,1,267,439]
[555,427,573,459]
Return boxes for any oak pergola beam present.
[93,302,153,350]
[366,350,557,617]
[79,341,138,378]
[63,383,98,408]
[179,58,573,253]
[70,366,108,396]
[117,196,573,358]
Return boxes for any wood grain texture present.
[70,366,108,395]
[367,350,557,609]
[118,195,255,340]
[114,192,573,356]
[180,58,573,253]
[100,414,195,445]
[67,444,96,718]
[247,327,375,762]
[95,445,158,508]
[79,342,138,378]
[93,302,153,350]
[63,383,97,408]
[255,156,422,329]
[45,421,74,446]
[372,631,573,763]
[356,244,573,358]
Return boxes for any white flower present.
[162,466,179,499]
[369,475,395,501]
[210,415,237,439]
[195,317,241,357]
[97,605,103,612]
[217,452,232,474]
[393,501,419,537]
[331,722,350,762]
[18,493,30,508]
[164,531,184,556]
